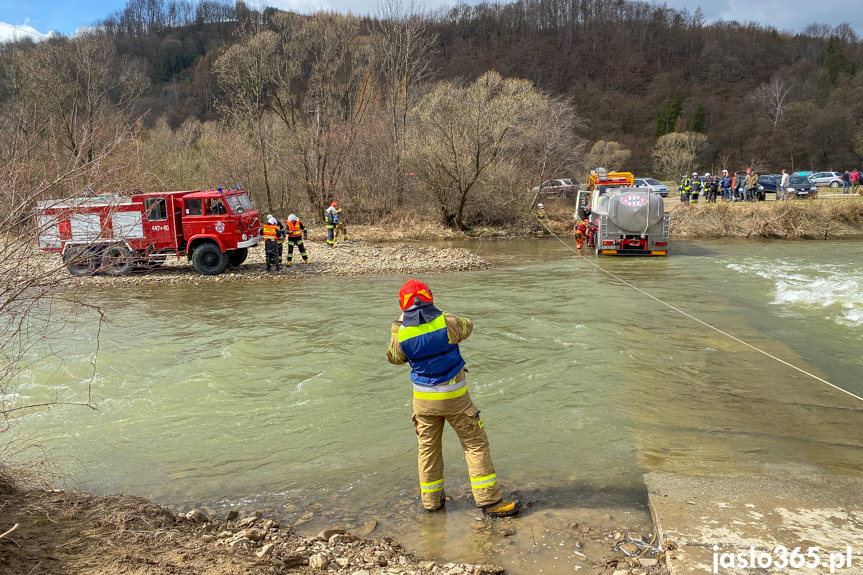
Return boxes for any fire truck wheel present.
[63,248,97,276]
[101,245,134,276]
[192,243,229,275]
[228,248,248,267]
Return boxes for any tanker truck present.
[578,168,670,256]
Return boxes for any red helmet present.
[399,279,433,310]
[331,201,338,207]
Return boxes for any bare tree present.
[409,71,548,229]
[585,140,631,172]
[526,97,585,205]
[213,29,280,212]
[750,78,792,132]
[653,131,709,177]
[1,116,142,487]
[9,33,148,169]
[371,0,437,208]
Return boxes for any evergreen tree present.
[817,35,847,100]
[688,103,706,133]
[655,94,682,140]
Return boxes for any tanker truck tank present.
[585,169,670,256]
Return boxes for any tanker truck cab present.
[587,168,670,256]
[182,189,262,275]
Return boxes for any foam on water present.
[726,259,863,327]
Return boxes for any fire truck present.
[575,168,669,256]
[36,188,262,276]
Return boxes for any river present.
[14,239,863,574]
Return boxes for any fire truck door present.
[143,197,175,249]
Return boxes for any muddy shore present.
[0,487,669,575]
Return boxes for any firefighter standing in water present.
[284,214,310,265]
[387,279,522,518]
[534,203,547,237]
[574,208,595,249]
[262,215,284,272]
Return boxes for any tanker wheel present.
[228,248,248,267]
[192,243,229,275]
[63,248,97,276]
[101,245,134,276]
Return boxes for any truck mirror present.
[236,206,244,214]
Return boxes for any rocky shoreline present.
[32,240,489,287]
[0,488,669,575]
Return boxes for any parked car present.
[756,175,779,200]
[808,171,843,187]
[787,176,819,199]
[533,178,578,198]
[634,178,669,197]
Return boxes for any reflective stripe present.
[412,378,466,400]
[471,473,497,489]
[420,479,444,493]
[398,315,448,341]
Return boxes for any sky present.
[1,0,860,42]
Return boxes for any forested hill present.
[2,0,861,228]
[96,0,863,173]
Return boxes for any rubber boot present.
[425,491,447,513]
[482,499,522,518]
[304,257,310,264]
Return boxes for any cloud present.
[0,21,53,43]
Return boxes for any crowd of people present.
[678,168,788,203]
[260,202,349,271]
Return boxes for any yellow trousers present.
[411,390,501,509]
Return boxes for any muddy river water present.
[15,239,863,574]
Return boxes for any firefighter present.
[690,172,700,204]
[262,215,284,272]
[534,203,547,237]
[285,214,310,265]
[574,209,595,250]
[325,202,338,247]
[387,279,522,518]
[333,203,349,242]
[680,175,691,203]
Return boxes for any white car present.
[634,178,669,197]
[808,171,843,187]
[532,179,579,198]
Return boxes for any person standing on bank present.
[387,279,522,518]
[284,214,310,266]
[325,202,338,247]
[780,169,790,201]
[262,214,284,272]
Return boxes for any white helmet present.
[266,215,277,225]
[288,214,298,222]
[704,173,710,177]
[692,172,698,176]
[537,203,544,209]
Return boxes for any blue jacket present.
[397,314,466,387]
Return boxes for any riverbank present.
[0,487,506,575]
[28,241,489,286]
[0,485,669,575]
[668,198,863,239]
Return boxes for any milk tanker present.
[576,168,670,256]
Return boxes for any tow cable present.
[533,212,863,406]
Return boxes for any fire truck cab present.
[37,188,262,276]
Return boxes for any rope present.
[536,214,863,405]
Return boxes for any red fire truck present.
[36,188,262,276]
